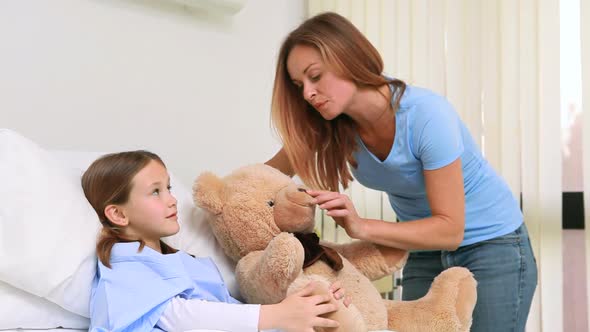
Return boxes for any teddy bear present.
[194,164,477,332]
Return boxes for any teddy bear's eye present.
[267,200,275,207]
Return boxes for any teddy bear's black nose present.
[297,188,308,193]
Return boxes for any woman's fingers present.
[318,197,347,210]
[308,190,342,203]
[306,189,330,197]
[326,209,350,218]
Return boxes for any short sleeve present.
[411,98,464,170]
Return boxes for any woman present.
[265,12,537,332]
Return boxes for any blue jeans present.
[401,223,538,332]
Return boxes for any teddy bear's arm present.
[322,241,409,280]
[235,232,305,304]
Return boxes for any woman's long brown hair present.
[81,150,177,268]
[271,12,406,191]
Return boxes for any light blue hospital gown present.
[89,242,256,332]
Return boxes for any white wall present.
[0,0,305,186]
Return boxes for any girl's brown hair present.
[271,12,406,191]
[81,150,177,268]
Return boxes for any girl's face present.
[121,160,179,251]
[286,44,357,120]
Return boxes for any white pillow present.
[0,281,88,329]
[0,129,238,329]
[0,129,100,317]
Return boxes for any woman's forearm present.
[357,216,464,251]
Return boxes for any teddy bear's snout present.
[273,185,317,233]
[286,189,316,207]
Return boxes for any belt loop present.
[441,250,451,268]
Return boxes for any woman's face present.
[286,44,357,120]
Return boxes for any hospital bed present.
[0,129,395,332]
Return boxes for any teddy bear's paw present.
[443,267,477,332]
[427,267,477,332]
[384,267,476,332]
[264,232,305,282]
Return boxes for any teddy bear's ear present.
[193,172,224,215]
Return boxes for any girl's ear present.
[193,172,224,215]
[104,204,129,227]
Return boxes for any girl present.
[265,12,537,332]
[82,150,346,332]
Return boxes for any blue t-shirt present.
[351,84,522,247]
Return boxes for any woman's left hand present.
[308,190,366,239]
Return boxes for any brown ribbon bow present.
[293,232,343,271]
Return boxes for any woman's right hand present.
[259,282,340,332]
[308,189,366,240]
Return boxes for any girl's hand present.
[329,280,352,307]
[263,282,339,332]
[308,190,366,239]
